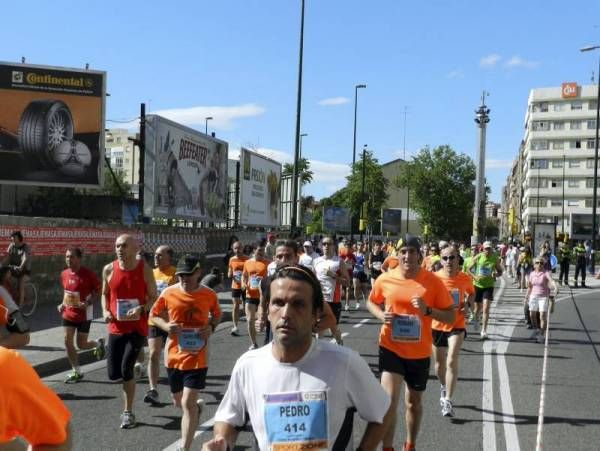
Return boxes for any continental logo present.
[24,72,94,88]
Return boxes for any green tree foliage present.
[395,145,475,240]
[282,157,313,185]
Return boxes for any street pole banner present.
[143,115,228,221]
[239,147,281,227]
[0,61,106,187]
[323,206,350,232]
[381,208,403,234]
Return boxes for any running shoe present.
[120,411,136,429]
[134,362,146,380]
[93,338,106,360]
[344,304,350,312]
[354,303,360,310]
[440,386,446,407]
[248,344,259,350]
[231,326,239,336]
[480,330,488,340]
[442,399,455,417]
[64,370,84,384]
[403,442,416,451]
[144,389,159,405]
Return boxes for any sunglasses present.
[441,255,457,261]
[322,242,333,246]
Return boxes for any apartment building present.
[508,83,598,240]
[105,128,140,197]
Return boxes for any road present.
[36,276,600,450]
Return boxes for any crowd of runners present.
[0,229,597,450]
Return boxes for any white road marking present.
[353,318,370,328]
[482,341,497,451]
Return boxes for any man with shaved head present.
[101,234,156,429]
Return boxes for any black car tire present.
[17,100,74,169]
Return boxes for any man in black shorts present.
[58,247,105,383]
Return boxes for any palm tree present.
[282,157,313,185]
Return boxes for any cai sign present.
[143,115,228,222]
[239,147,281,227]
[0,61,106,187]
[561,82,578,99]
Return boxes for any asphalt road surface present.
[39,276,600,450]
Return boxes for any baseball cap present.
[483,241,492,249]
[175,254,201,275]
[303,241,313,247]
[401,234,422,251]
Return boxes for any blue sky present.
[3,0,600,202]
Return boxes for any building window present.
[554,121,565,130]
[531,159,548,169]
[587,178,595,188]
[568,179,580,188]
[553,103,566,112]
[571,101,583,111]
[532,121,551,131]
[568,199,580,207]
[590,100,598,110]
[587,119,597,129]
[551,179,562,188]
[533,102,549,112]
[570,140,582,149]
[552,159,564,168]
[585,199,600,207]
[530,178,548,188]
[531,140,549,150]
[570,120,582,130]
[551,199,562,206]
[569,160,581,168]
[115,157,123,168]
[552,141,564,150]
[529,198,546,207]
[587,159,595,169]
[587,139,597,149]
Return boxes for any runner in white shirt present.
[298,240,319,270]
[202,264,391,451]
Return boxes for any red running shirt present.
[107,260,148,336]
[60,267,100,323]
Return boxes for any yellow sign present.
[359,219,367,231]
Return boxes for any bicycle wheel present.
[20,282,38,317]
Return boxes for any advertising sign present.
[533,223,556,256]
[143,115,228,221]
[381,208,403,234]
[239,147,281,227]
[0,62,106,187]
[561,82,578,99]
[323,206,350,232]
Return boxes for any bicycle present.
[5,266,38,317]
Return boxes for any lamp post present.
[352,84,367,166]
[360,144,367,241]
[204,116,213,135]
[290,0,305,231]
[403,106,409,233]
[580,45,600,274]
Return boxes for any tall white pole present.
[472,91,490,245]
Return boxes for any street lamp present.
[352,84,367,166]
[580,45,600,273]
[291,0,305,231]
[360,144,367,241]
[300,133,308,159]
[204,116,213,135]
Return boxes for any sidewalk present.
[19,291,235,378]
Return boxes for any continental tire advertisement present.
[144,115,228,221]
[0,62,105,186]
[239,147,281,227]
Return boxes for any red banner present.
[0,226,143,256]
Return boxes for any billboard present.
[323,206,350,232]
[381,208,403,234]
[143,115,228,221]
[239,147,281,227]
[533,222,556,256]
[0,62,106,187]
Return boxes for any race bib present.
[264,390,328,450]
[391,314,421,342]
[478,266,492,277]
[250,275,262,290]
[178,328,205,353]
[233,270,242,283]
[63,290,81,307]
[116,298,140,321]
[372,262,382,271]
[450,289,460,307]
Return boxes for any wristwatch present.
[424,306,433,316]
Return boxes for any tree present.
[282,157,313,185]
[395,145,475,241]
[345,150,389,231]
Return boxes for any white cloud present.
[446,69,464,79]
[486,159,513,169]
[505,56,539,69]
[107,103,266,132]
[480,54,502,68]
[318,96,350,106]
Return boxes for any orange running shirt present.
[150,284,221,370]
[0,348,71,445]
[432,271,474,331]
[149,266,177,326]
[369,268,453,359]
[382,255,399,271]
[229,255,248,290]
[242,258,268,299]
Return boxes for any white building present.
[520,83,598,240]
[105,128,140,197]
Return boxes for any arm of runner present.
[142,262,157,314]
[100,263,114,322]
[227,261,233,279]
[201,423,238,451]
[411,296,455,324]
[495,259,503,277]
[338,260,351,287]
